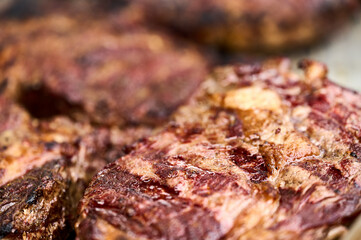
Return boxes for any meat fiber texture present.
[0,96,153,239]
[77,59,361,240]
[0,5,209,239]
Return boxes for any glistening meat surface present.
[77,59,361,240]
[0,97,147,239]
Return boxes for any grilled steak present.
[0,7,207,126]
[77,59,361,240]
[0,6,209,239]
[137,0,359,52]
[0,96,151,239]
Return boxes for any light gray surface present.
[0,0,13,13]
[294,16,361,91]
[299,16,361,240]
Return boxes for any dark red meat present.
[77,59,361,240]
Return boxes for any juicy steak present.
[0,8,207,126]
[0,96,150,239]
[138,0,359,52]
[77,59,361,240]
[0,7,209,239]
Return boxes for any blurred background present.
[293,15,361,91]
[1,0,360,90]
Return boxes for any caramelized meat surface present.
[77,59,361,239]
[138,0,359,52]
[0,97,150,239]
[0,8,207,126]
[0,7,208,239]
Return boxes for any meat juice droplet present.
[140,176,151,182]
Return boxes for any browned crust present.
[0,6,207,238]
[77,59,361,239]
[0,8,207,126]
[0,96,153,239]
[0,159,73,239]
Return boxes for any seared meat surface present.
[0,97,150,239]
[138,0,359,52]
[0,6,208,239]
[0,7,207,126]
[77,59,361,240]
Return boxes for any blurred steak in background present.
[77,59,361,240]
[0,96,146,239]
[0,5,208,127]
[137,0,359,52]
[0,0,128,18]
[1,1,361,240]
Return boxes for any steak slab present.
[77,59,361,240]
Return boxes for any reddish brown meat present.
[77,59,361,240]
[0,96,151,239]
[0,7,207,126]
[138,0,359,52]
[0,6,208,239]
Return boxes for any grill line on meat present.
[77,59,361,240]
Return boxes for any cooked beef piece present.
[0,7,207,126]
[77,59,361,240]
[0,97,151,239]
[137,0,359,52]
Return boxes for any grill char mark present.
[79,165,223,240]
[77,59,361,240]
[229,147,268,183]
